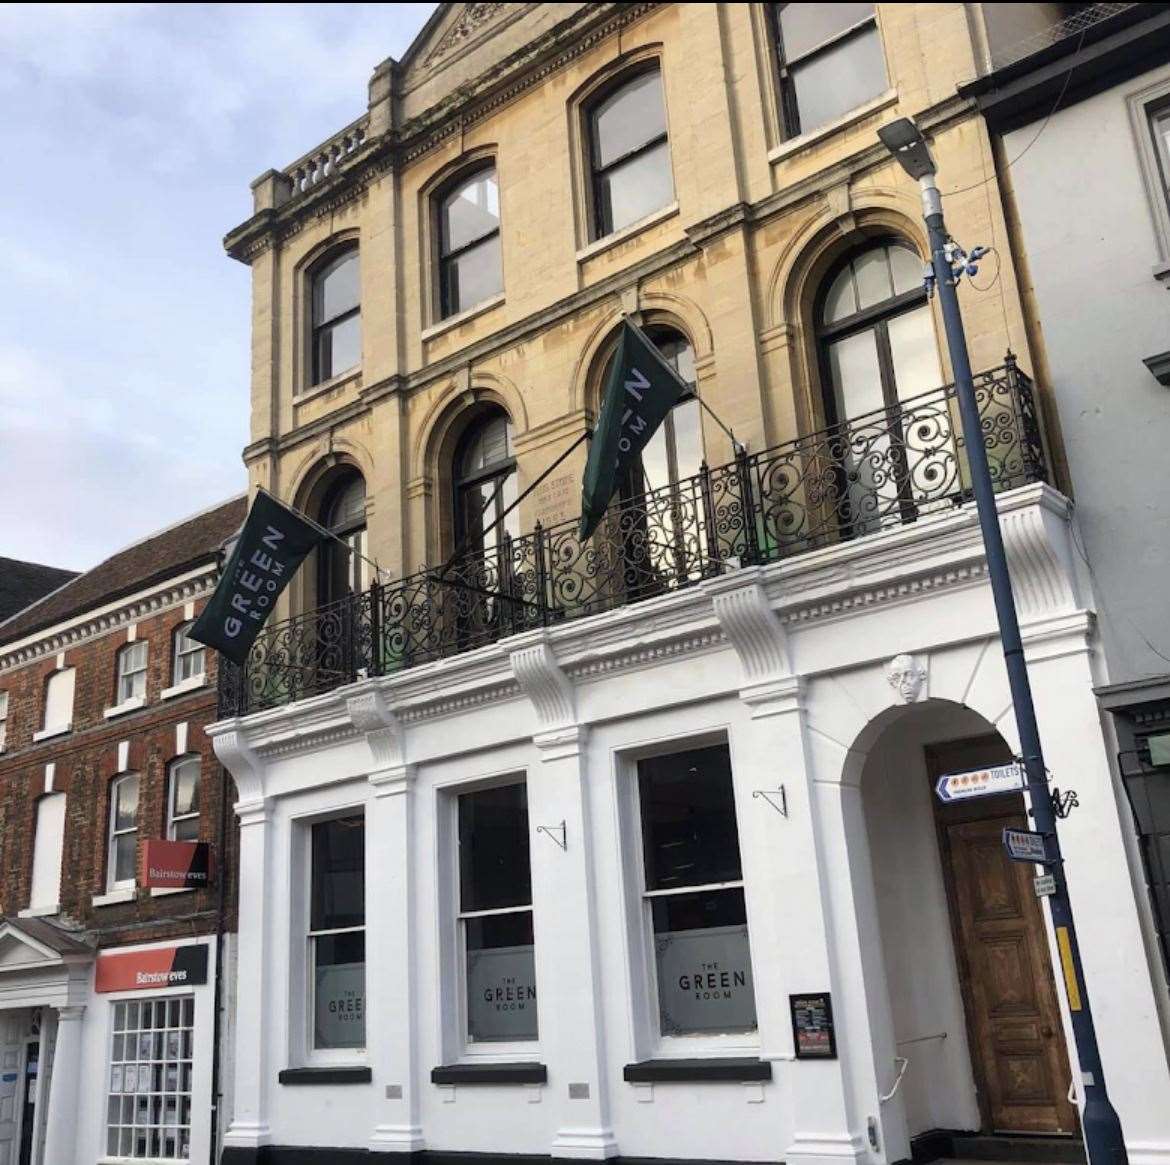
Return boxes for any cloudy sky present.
[0,2,435,571]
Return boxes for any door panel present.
[0,1014,25,1165]
[945,813,1078,1133]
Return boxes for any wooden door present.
[942,807,1078,1133]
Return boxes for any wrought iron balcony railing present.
[219,358,1047,717]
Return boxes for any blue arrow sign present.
[935,760,1025,803]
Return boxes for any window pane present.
[172,762,199,818]
[790,24,887,135]
[886,305,942,400]
[889,244,923,297]
[778,2,874,60]
[853,246,894,311]
[671,397,704,483]
[597,139,674,236]
[465,910,537,1041]
[651,887,756,1035]
[827,329,884,420]
[441,169,500,254]
[114,777,139,831]
[442,232,503,317]
[459,783,531,912]
[315,312,361,382]
[311,816,365,931]
[172,817,200,843]
[460,414,512,477]
[592,70,667,169]
[823,263,857,324]
[114,832,138,884]
[638,744,742,889]
[313,931,365,1049]
[325,474,366,531]
[313,251,359,326]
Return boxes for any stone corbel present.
[212,727,266,808]
[509,638,576,732]
[346,687,405,781]
[999,486,1080,624]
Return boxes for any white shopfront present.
[212,483,1170,1165]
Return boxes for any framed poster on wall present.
[789,991,836,1059]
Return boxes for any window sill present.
[278,1066,372,1086]
[295,367,361,406]
[92,887,136,908]
[104,696,146,720]
[767,89,899,164]
[18,904,58,919]
[422,292,506,342]
[160,675,207,701]
[150,886,195,898]
[32,724,71,743]
[431,1062,547,1085]
[576,201,680,263]
[623,1057,772,1083]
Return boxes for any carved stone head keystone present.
[887,653,927,704]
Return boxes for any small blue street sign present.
[934,760,1025,803]
[1003,827,1052,864]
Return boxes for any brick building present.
[0,494,244,1165]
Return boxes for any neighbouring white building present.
[209,5,1170,1165]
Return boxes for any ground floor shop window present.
[637,742,758,1036]
[310,814,366,1051]
[106,996,194,1161]
[457,781,538,1043]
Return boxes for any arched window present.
[167,755,201,842]
[310,246,360,386]
[587,66,673,238]
[107,773,140,891]
[318,471,367,607]
[172,621,205,686]
[438,166,502,319]
[454,409,519,559]
[816,239,938,424]
[816,239,943,529]
[772,4,887,139]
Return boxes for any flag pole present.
[255,485,387,582]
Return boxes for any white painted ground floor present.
[211,485,1170,1165]
[0,925,224,1165]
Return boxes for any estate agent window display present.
[634,742,759,1049]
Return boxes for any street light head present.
[878,117,936,180]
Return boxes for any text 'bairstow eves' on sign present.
[188,491,327,665]
[579,318,691,541]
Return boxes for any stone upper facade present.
[225,2,1053,617]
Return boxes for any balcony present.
[219,359,1047,717]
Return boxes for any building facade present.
[212,5,1170,1165]
[964,0,1170,1070]
[0,496,245,1165]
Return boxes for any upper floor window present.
[167,756,201,842]
[116,642,148,705]
[310,247,360,386]
[172,622,205,686]
[454,409,519,558]
[318,470,368,607]
[0,691,8,751]
[773,3,887,139]
[42,667,76,735]
[108,773,140,891]
[588,66,674,238]
[1150,102,1170,215]
[438,166,502,319]
[29,792,66,912]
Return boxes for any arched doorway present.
[855,701,1077,1153]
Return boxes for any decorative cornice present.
[509,637,575,730]
[564,629,724,680]
[706,574,790,683]
[533,723,588,761]
[0,571,217,673]
[397,680,520,723]
[346,687,404,775]
[1000,488,1079,622]
[212,727,265,807]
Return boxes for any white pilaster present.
[42,1004,85,1165]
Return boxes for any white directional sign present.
[934,760,1025,803]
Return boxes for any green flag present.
[579,319,690,540]
[189,491,328,666]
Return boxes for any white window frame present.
[108,773,140,892]
[1126,67,1170,269]
[166,756,201,842]
[117,642,149,706]
[105,994,196,1162]
[302,811,367,1065]
[617,733,761,1059]
[36,667,75,740]
[449,775,540,1062]
[171,623,205,688]
[0,691,7,752]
